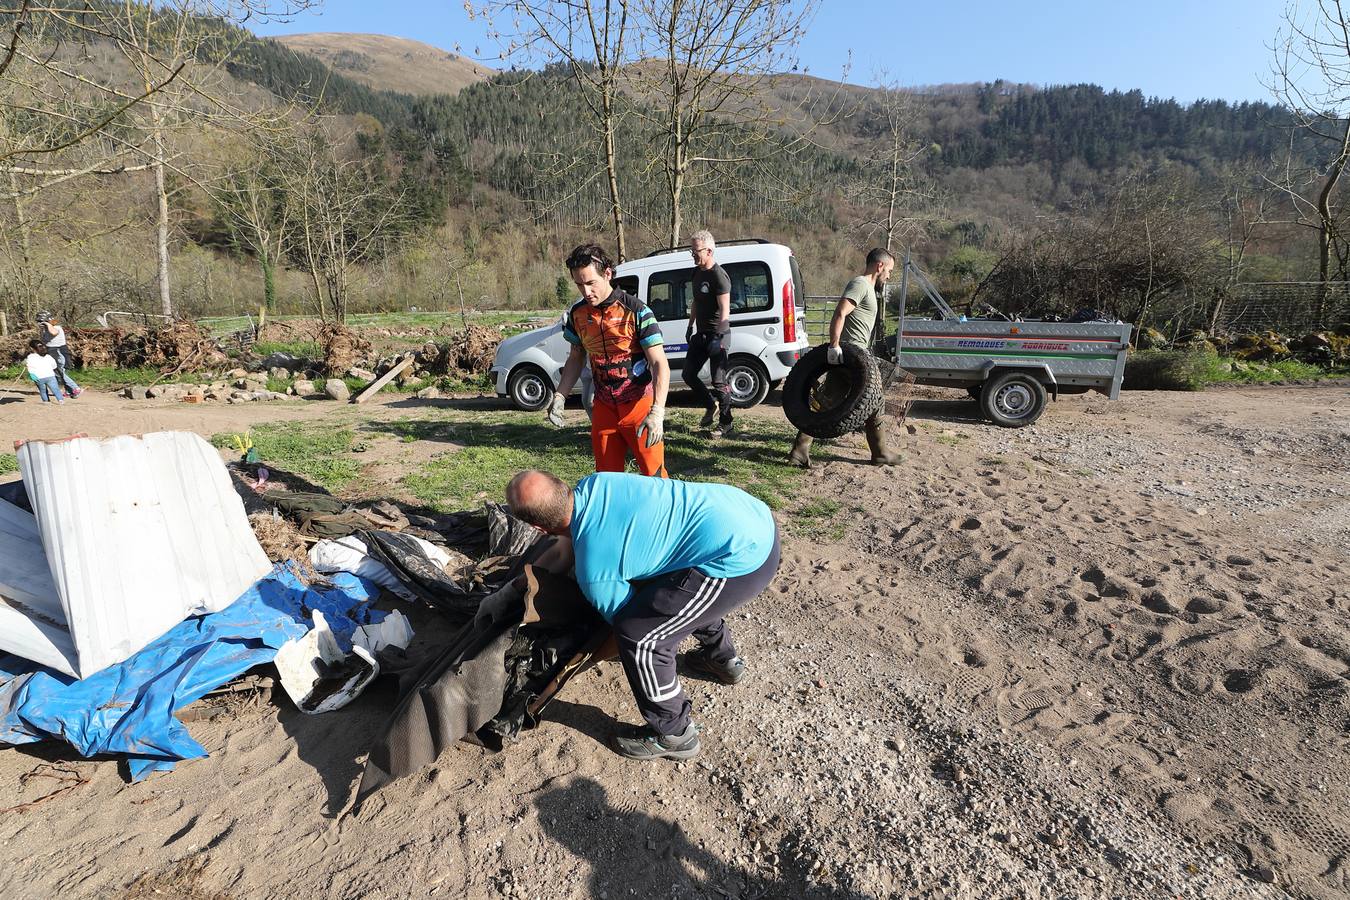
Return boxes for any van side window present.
[613,275,639,296]
[647,270,694,322]
[647,262,773,321]
[731,264,772,314]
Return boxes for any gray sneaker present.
[684,650,747,685]
[612,722,701,760]
[699,407,716,428]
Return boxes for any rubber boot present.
[864,416,901,466]
[788,432,813,468]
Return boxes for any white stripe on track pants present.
[611,527,781,736]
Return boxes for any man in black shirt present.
[684,229,734,436]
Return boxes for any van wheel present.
[726,356,770,408]
[508,364,553,411]
[980,371,1047,427]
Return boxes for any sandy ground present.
[0,381,1347,899]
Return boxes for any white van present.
[490,239,809,411]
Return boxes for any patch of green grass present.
[210,423,361,490]
[935,432,967,446]
[979,456,1006,467]
[0,453,17,476]
[1126,349,1343,390]
[1,364,162,388]
[266,375,294,394]
[791,497,847,541]
[254,340,321,359]
[1124,349,1219,391]
[1203,356,1332,383]
[375,408,804,514]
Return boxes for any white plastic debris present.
[308,534,451,601]
[353,610,415,657]
[274,611,379,715]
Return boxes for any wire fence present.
[1216,282,1350,335]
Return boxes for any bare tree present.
[1210,162,1278,330]
[1269,0,1350,283]
[628,0,818,244]
[850,78,940,252]
[978,171,1212,333]
[286,126,410,323]
[0,1,318,319]
[477,0,635,259]
[213,135,296,311]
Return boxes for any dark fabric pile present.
[355,538,611,807]
[222,459,611,808]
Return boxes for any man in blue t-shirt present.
[506,469,781,760]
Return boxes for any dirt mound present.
[420,325,502,375]
[68,327,128,367]
[0,331,34,365]
[319,323,373,376]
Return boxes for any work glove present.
[546,392,565,427]
[637,403,665,448]
[826,344,843,365]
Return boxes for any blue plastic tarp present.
[0,565,381,780]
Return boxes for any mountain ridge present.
[272,32,495,97]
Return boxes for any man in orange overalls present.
[546,243,671,477]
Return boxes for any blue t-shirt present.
[569,472,776,622]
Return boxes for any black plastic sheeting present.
[0,479,31,513]
[354,538,608,808]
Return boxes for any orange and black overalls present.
[563,289,668,477]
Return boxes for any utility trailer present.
[880,254,1133,427]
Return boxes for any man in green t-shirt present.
[789,247,901,468]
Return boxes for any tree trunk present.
[260,251,276,310]
[150,113,172,318]
[7,169,36,319]
[602,92,626,261]
[1317,121,1350,287]
[668,135,685,247]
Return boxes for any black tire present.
[782,343,884,439]
[507,364,553,412]
[980,370,1048,427]
[726,355,771,408]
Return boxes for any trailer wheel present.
[980,371,1047,428]
[782,343,884,439]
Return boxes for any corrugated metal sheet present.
[7,432,271,678]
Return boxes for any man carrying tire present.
[788,247,901,468]
[547,243,671,477]
[683,229,734,437]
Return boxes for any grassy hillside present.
[273,33,494,96]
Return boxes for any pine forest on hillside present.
[1,0,1348,340]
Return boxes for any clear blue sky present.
[254,0,1285,103]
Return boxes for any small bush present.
[0,453,17,476]
[1123,349,1212,391]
